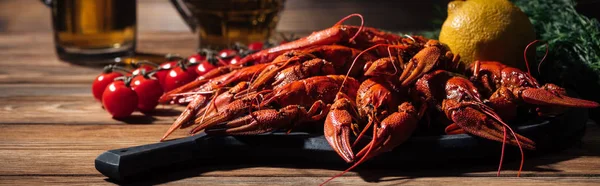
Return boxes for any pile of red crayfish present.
[156,14,599,183]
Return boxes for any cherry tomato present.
[163,66,197,92]
[217,48,241,65]
[155,61,178,88]
[227,55,242,65]
[92,70,123,102]
[102,80,138,118]
[185,54,207,76]
[131,65,155,76]
[187,54,206,64]
[248,42,264,51]
[218,49,237,58]
[159,60,178,70]
[194,60,218,76]
[130,75,163,113]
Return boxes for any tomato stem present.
[177,59,188,71]
[107,65,132,75]
[115,76,134,88]
[165,53,184,61]
[146,70,158,79]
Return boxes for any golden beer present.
[181,0,284,48]
[51,0,136,64]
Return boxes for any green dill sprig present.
[512,0,600,104]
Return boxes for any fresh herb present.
[512,0,600,110]
[514,0,600,76]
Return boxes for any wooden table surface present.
[2,0,600,185]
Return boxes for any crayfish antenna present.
[523,40,549,76]
[481,107,525,177]
[334,13,365,43]
[337,43,389,94]
[498,126,507,177]
[386,46,401,76]
[352,115,374,147]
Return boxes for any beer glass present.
[42,0,137,65]
[171,0,285,49]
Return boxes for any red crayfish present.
[156,14,599,185]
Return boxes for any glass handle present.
[170,0,197,32]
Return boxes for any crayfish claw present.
[399,46,441,87]
[206,105,307,135]
[189,95,260,135]
[325,107,356,162]
[161,94,210,141]
[325,93,360,163]
[443,99,536,150]
[355,102,419,161]
[444,123,466,135]
[521,87,599,109]
[161,109,193,141]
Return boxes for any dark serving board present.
[95,107,588,181]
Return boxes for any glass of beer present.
[43,0,137,65]
[171,0,285,49]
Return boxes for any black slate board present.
[95,107,588,182]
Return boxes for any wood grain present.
[1,123,600,177]
[2,176,600,186]
[0,83,185,125]
[1,0,600,185]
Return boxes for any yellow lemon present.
[439,0,535,70]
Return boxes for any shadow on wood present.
[97,107,595,184]
[103,147,585,185]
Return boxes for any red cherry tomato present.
[92,72,123,102]
[248,42,264,51]
[160,60,178,70]
[185,64,199,77]
[163,66,197,92]
[186,54,207,76]
[227,55,242,65]
[194,60,218,76]
[155,61,178,88]
[188,54,206,64]
[102,80,138,118]
[131,65,155,76]
[130,75,163,113]
[218,49,237,58]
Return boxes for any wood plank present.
[0,123,599,177]
[0,84,183,124]
[2,176,600,186]
[0,95,182,125]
